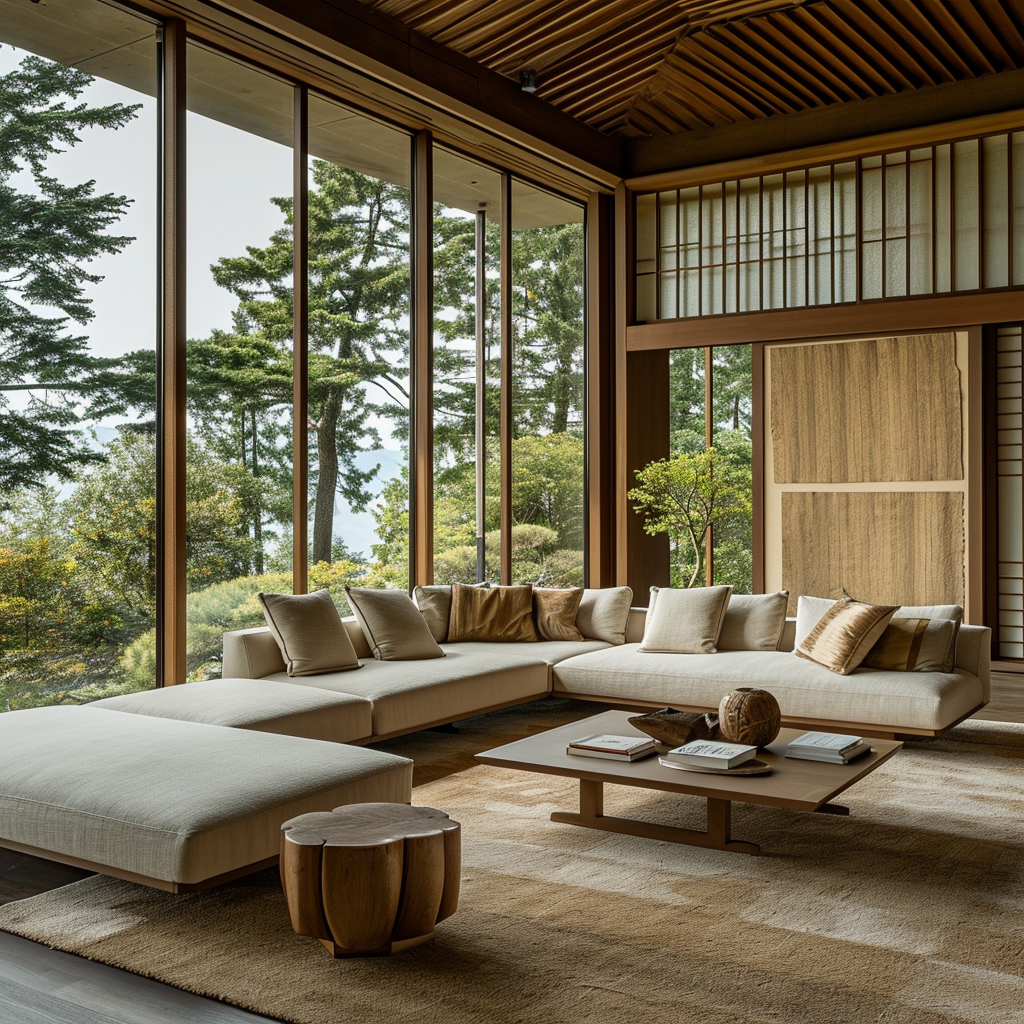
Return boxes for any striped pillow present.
[795,596,898,675]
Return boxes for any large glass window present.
[431,148,501,584]
[665,345,752,591]
[306,95,412,610]
[0,0,158,709]
[185,45,294,678]
[510,182,585,586]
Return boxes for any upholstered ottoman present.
[91,678,373,744]
[0,705,412,891]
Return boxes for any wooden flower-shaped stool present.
[280,803,461,957]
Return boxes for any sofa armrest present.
[624,607,647,644]
[955,624,992,701]
[223,619,372,678]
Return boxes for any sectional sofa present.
[0,588,991,893]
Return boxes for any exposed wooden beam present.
[292,86,309,594]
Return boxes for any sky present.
[0,43,402,559]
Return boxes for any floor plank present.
[0,931,271,1024]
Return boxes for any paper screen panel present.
[771,334,963,483]
[782,491,965,613]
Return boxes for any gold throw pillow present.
[795,596,898,675]
[533,587,584,642]
[862,616,958,673]
[258,589,362,677]
[448,583,537,643]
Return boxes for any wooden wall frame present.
[499,173,513,585]
[292,85,309,595]
[157,19,187,687]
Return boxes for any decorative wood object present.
[628,707,719,749]
[781,491,965,613]
[770,334,963,483]
[718,689,782,747]
[280,803,460,958]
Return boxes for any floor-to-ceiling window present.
[0,0,158,709]
[184,45,294,678]
[510,182,585,586]
[306,95,412,612]
[431,148,501,584]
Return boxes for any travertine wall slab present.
[782,491,965,610]
[771,334,963,483]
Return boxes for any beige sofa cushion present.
[551,645,985,733]
[266,648,550,738]
[717,591,790,651]
[0,706,411,885]
[345,587,445,661]
[90,678,373,743]
[259,590,361,676]
[640,585,733,654]
[577,587,633,644]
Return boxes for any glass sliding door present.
[510,182,585,586]
[431,148,501,584]
[306,95,412,611]
[185,45,294,677]
[0,0,158,710]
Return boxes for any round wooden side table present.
[280,803,461,957]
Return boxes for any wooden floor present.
[1,673,1021,1024]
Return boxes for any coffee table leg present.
[550,781,760,856]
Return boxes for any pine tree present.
[0,52,139,496]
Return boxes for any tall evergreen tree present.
[0,52,139,497]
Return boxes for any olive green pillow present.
[345,587,445,661]
[258,589,362,677]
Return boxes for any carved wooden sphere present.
[718,688,781,747]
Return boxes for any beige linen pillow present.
[533,587,585,642]
[795,596,898,675]
[717,591,790,651]
[345,587,445,661]
[639,585,733,654]
[794,595,837,647]
[576,587,633,644]
[258,589,362,677]
[862,617,959,673]
[413,585,454,643]
[448,583,538,642]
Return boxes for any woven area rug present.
[1,699,1023,1024]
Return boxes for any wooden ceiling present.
[353,0,1024,138]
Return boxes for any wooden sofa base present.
[0,837,277,893]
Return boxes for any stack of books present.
[661,740,758,770]
[566,733,657,761]
[786,732,872,763]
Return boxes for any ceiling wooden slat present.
[353,0,1024,139]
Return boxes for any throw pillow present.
[345,587,445,661]
[795,596,899,675]
[717,591,790,652]
[862,617,959,673]
[576,587,633,645]
[794,595,837,647]
[413,585,454,643]
[639,585,733,654]
[533,587,585,642]
[448,583,538,642]
[258,589,362,677]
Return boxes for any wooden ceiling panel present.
[353,0,1024,138]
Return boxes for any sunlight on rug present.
[1,702,1022,1024]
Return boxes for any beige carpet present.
[2,699,1023,1024]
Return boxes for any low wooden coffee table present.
[475,710,901,856]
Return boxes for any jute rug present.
[2,699,1023,1024]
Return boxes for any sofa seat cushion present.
[266,648,551,737]
[0,706,411,886]
[90,678,373,743]
[440,639,611,666]
[551,645,985,732]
